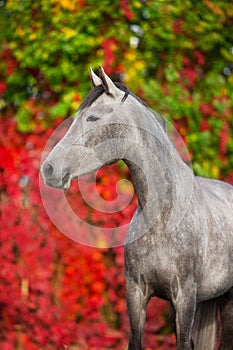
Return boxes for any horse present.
[41,67,233,350]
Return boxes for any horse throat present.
[123,126,194,231]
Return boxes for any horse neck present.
[123,110,194,216]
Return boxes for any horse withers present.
[41,67,233,350]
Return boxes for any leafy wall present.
[1,1,233,349]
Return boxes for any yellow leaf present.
[16,27,26,37]
[59,0,76,11]
[133,0,142,8]
[211,166,220,178]
[61,27,77,39]
[71,100,81,111]
[29,33,37,41]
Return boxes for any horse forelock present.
[79,82,145,111]
[79,82,167,132]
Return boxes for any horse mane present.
[79,82,167,132]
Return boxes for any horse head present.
[41,67,142,189]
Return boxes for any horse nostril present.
[62,171,70,186]
[44,163,54,178]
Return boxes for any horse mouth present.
[62,172,71,190]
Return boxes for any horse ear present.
[89,67,102,87]
[99,66,121,96]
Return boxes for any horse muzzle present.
[40,161,71,190]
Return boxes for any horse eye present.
[86,115,100,122]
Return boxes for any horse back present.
[196,176,233,214]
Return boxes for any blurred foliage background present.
[1,0,233,349]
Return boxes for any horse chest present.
[124,236,179,299]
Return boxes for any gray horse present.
[41,67,233,350]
